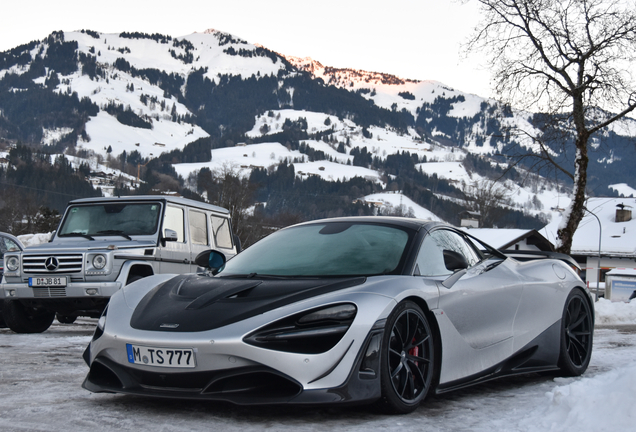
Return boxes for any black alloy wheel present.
[377,301,435,414]
[558,289,593,376]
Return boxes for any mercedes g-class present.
[1,195,238,333]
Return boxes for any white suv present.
[1,195,238,333]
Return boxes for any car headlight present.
[92,254,107,269]
[6,256,19,272]
[244,303,357,354]
[93,305,108,341]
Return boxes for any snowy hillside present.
[1,28,636,230]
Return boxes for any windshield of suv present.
[58,202,162,237]
[220,222,412,277]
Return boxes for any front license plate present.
[126,344,196,368]
[29,276,67,287]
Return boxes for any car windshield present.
[58,203,162,237]
[220,222,412,277]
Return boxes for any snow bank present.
[520,363,636,432]
[594,298,636,325]
[17,233,52,247]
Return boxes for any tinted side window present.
[443,231,480,266]
[415,229,480,276]
[415,231,450,276]
[211,215,233,249]
[189,210,208,245]
[164,206,185,242]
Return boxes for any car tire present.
[557,289,593,376]
[3,300,55,333]
[0,300,7,328]
[55,313,77,324]
[0,300,6,328]
[376,300,435,414]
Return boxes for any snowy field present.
[0,299,634,431]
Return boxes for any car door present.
[158,204,191,273]
[188,209,210,272]
[416,228,523,349]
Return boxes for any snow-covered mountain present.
[1,29,635,229]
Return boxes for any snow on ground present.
[363,192,444,221]
[82,111,208,159]
[0,300,634,431]
[417,161,473,184]
[294,160,382,183]
[595,298,636,324]
[172,142,384,185]
[172,142,305,179]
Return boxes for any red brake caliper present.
[409,339,419,366]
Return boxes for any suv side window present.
[164,206,185,242]
[211,215,233,249]
[415,229,480,276]
[0,236,21,258]
[189,210,208,246]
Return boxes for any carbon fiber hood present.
[130,274,366,332]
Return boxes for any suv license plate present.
[126,344,196,368]
[29,277,67,287]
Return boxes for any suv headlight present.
[92,254,107,269]
[6,256,19,272]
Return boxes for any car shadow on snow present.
[88,372,558,423]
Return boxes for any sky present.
[0,0,493,98]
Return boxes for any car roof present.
[291,216,445,232]
[68,195,229,215]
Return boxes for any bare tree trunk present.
[556,137,588,254]
[556,93,590,254]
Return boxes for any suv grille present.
[33,287,67,297]
[22,254,84,274]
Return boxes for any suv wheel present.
[3,300,55,333]
[0,300,6,328]
[55,313,77,324]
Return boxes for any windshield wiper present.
[96,230,132,240]
[58,232,95,241]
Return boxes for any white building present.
[462,228,555,252]
[542,197,636,295]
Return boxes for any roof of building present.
[462,228,554,251]
[541,197,636,257]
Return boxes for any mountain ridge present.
[0,28,635,237]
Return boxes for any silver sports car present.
[82,217,593,414]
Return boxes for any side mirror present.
[195,250,227,274]
[443,250,469,272]
[163,228,178,242]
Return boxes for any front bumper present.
[82,325,385,406]
[1,280,123,301]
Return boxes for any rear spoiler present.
[501,249,581,273]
